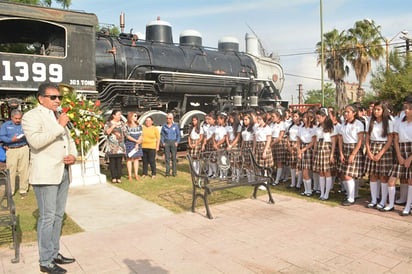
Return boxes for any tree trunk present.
[335,80,347,110]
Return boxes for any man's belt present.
[8,144,27,149]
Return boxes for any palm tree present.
[55,0,71,9]
[316,29,349,110]
[41,0,70,8]
[346,20,384,101]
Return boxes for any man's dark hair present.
[37,83,59,97]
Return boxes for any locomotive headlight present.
[272,74,278,82]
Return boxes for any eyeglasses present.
[43,95,63,101]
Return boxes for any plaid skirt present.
[389,142,412,179]
[298,143,313,170]
[242,141,253,167]
[313,141,335,173]
[189,139,202,158]
[255,141,274,168]
[338,143,365,178]
[286,141,299,169]
[204,138,214,152]
[364,141,393,176]
[272,138,286,165]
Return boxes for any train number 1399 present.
[1,61,63,82]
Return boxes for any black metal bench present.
[187,149,274,219]
[0,169,19,263]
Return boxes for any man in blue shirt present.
[160,113,180,177]
[0,109,29,197]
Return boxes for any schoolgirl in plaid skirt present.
[270,110,286,185]
[388,100,412,216]
[241,113,255,173]
[286,110,302,188]
[254,113,273,168]
[226,113,242,180]
[338,104,365,206]
[363,101,394,209]
[297,111,316,196]
[188,116,204,157]
[313,110,337,200]
[214,113,228,178]
[201,113,216,176]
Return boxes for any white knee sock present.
[376,180,381,199]
[342,180,348,198]
[325,177,333,199]
[396,183,408,203]
[290,169,296,187]
[379,183,388,206]
[369,181,378,204]
[297,171,303,188]
[388,186,396,208]
[275,168,283,184]
[354,179,359,198]
[319,176,326,198]
[313,172,320,191]
[346,179,355,203]
[403,185,412,213]
[304,179,312,194]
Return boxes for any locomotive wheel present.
[137,110,167,128]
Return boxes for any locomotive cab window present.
[0,19,66,57]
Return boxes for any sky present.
[67,0,412,104]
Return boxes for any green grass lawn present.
[101,157,259,213]
[0,188,83,247]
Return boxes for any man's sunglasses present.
[43,95,63,100]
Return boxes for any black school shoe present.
[54,253,75,264]
[342,200,355,206]
[40,262,67,274]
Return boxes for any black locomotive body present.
[0,1,285,131]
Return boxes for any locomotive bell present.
[146,18,173,44]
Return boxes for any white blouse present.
[369,120,393,142]
[254,125,272,142]
[214,125,227,141]
[315,126,336,143]
[297,126,316,144]
[394,120,412,143]
[189,126,204,140]
[339,119,365,144]
[270,121,285,138]
[241,128,254,142]
[288,124,300,142]
[226,124,241,141]
[204,125,215,140]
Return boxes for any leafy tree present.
[6,0,40,4]
[304,83,337,109]
[6,0,71,8]
[316,29,350,110]
[346,20,385,101]
[370,50,412,112]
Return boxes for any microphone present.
[56,106,74,130]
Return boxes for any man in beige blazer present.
[22,83,77,274]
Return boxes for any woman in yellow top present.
[142,116,160,178]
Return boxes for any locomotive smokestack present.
[120,12,125,33]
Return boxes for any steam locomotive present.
[0,1,284,131]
